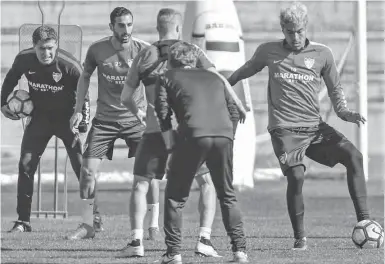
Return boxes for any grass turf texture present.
[1,180,384,264]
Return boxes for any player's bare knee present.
[344,148,363,169]
[149,178,160,188]
[286,165,305,182]
[133,175,151,192]
[80,165,97,184]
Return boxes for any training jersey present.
[126,39,214,133]
[1,48,89,119]
[83,36,149,122]
[228,39,347,130]
[156,68,234,140]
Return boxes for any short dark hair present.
[110,7,133,24]
[168,41,198,68]
[32,25,58,45]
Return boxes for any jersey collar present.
[282,38,310,51]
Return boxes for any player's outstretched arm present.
[193,45,246,120]
[227,44,266,86]
[322,47,366,127]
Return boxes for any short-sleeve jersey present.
[125,40,214,133]
[244,39,341,130]
[83,37,149,122]
[1,48,82,116]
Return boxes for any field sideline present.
[1,180,384,264]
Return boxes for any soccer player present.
[118,8,246,258]
[155,41,248,264]
[0,25,91,232]
[66,7,153,239]
[227,1,370,250]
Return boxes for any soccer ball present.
[6,90,34,118]
[352,219,384,249]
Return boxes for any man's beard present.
[117,33,131,43]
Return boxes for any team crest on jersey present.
[52,72,62,82]
[279,152,287,164]
[304,57,315,69]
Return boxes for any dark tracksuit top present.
[0,48,90,222]
[155,68,238,140]
[1,47,90,125]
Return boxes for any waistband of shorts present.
[269,122,326,133]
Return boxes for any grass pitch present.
[1,180,384,264]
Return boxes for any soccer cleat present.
[147,227,163,241]
[194,237,222,257]
[8,221,32,233]
[93,214,104,232]
[66,223,95,240]
[160,253,182,264]
[292,237,308,251]
[232,251,249,263]
[116,239,144,258]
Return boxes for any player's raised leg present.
[305,125,370,222]
[338,145,370,222]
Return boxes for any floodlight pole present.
[356,0,368,181]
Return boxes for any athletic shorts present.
[133,132,210,179]
[83,118,145,160]
[269,122,351,175]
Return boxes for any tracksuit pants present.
[164,135,246,255]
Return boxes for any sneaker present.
[232,251,249,263]
[8,221,32,233]
[292,237,308,251]
[160,253,182,264]
[195,237,221,257]
[66,223,95,240]
[147,227,163,241]
[116,239,144,258]
[93,215,104,232]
